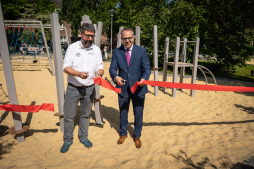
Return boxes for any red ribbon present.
[131,80,254,93]
[0,103,54,113]
[94,78,254,94]
[94,78,121,93]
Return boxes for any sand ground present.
[0,56,254,169]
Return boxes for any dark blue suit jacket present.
[109,44,151,97]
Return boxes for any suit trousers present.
[118,86,145,138]
[63,83,95,143]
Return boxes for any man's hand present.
[96,69,104,78]
[139,78,145,86]
[115,76,126,86]
[96,74,102,78]
[63,67,89,79]
[79,72,89,79]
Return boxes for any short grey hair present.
[121,28,134,37]
[81,23,95,34]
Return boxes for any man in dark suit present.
[109,28,151,148]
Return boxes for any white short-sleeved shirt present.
[63,41,104,86]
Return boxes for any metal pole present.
[0,2,24,143]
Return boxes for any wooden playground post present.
[117,26,124,48]
[162,37,210,97]
[162,37,169,92]
[93,23,97,44]
[135,26,140,46]
[179,38,187,91]
[50,12,65,132]
[81,15,92,25]
[172,37,180,98]
[153,25,158,96]
[96,22,103,47]
[190,37,200,97]
[94,21,104,125]
[0,2,24,143]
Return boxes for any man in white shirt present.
[61,23,104,153]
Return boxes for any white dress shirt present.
[124,45,133,58]
[63,41,104,86]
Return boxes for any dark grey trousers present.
[63,83,95,143]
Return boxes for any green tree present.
[2,0,56,23]
[4,0,252,70]
[199,0,253,70]
[60,0,118,41]
[178,0,254,70]
[114,0,171,66]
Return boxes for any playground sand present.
[1,57,254,168]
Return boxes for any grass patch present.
[218,64,254,83]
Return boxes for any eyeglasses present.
[122,37,133,41]
[83,34,95,38]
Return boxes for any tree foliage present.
[1,0,253,70]
[197,0,254,69]
[60,0,119,40]
[2,0,56,23]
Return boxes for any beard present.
[82,39,93,48]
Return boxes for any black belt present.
[68,83,94,89]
